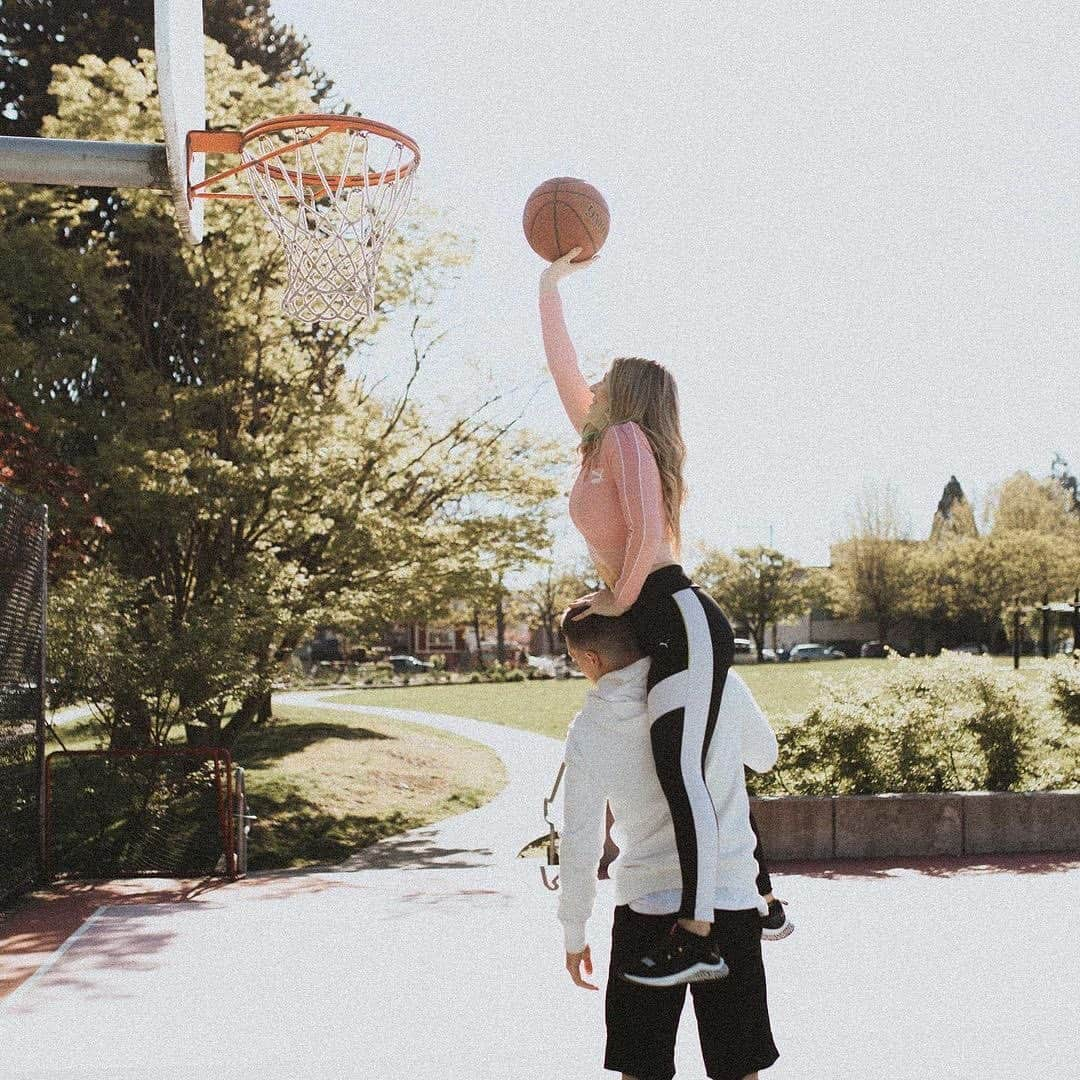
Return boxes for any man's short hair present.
[560,604,642,659]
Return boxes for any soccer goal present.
[43,747,242,881]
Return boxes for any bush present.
[1048,655,1080,727]
[762,653,1056,796]
[505,669,527,683]
[468,672,483,684]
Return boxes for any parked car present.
[732,637,755,664]
[559,655,587,679]
[951,642,989,655]
[788,643,845,662]
[526,654,584,679]
[860,640,887,658]
[759,647,778,663]
[387,654,434,675]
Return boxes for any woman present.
[539,250,789,987]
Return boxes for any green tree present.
[8,42,557,746]
[1051,454,1079,515]
[696,546,808,660]
[0,0,332,137]
[829,492,916,645]
[515,565,597,655]
[989,472,1080,539]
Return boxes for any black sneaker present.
[620,925,729,988]
[760,898,794,941]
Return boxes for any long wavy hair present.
[580,356,686,554]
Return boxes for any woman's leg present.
[639,583,735,926]
[749,811,773,898]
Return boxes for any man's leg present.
[605,907,686,1077]
[690,910,780,1078]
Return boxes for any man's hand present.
[565,945,599,991]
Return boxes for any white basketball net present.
[241,122,416,323]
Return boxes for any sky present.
[270,0,1079,567]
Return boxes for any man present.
[557,604,780,1080]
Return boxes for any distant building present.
[774,605,917,656]
[383,622,471,669]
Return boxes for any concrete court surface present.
[1,692,1077,1080]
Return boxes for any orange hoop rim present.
[187,112,421,203]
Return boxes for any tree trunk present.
[111,689,153,748]
[495,592,507,664]
[220,690,268,747]
[472,608,485,671]
[541,612,555,655]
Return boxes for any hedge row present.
[750,653,1080,796]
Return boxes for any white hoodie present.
[557,658,778,953]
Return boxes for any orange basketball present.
[523,178,610,263]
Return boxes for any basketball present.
[523,178,610,263]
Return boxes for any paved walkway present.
[1,692,1077,1079]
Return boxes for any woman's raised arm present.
[539,248,597,435]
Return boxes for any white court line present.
[1,904,110,1012]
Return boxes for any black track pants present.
[629,565,736,922]
[750,810,772,897]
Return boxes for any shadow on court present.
[0,877,228,998]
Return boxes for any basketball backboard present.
[154,0,206,243]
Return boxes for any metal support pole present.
[35,507,48,882]
[1012,601,1022,671]
[0,137,169,190]
[1040,592,1050,659]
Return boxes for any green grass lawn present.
[328,658,904,739]
[236,704,505,869]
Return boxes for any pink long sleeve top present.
[540,289,675,613]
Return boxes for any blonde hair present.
[580,356,686,553]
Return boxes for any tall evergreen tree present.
[930,475,978,542]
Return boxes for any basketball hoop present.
[188,114,421,323]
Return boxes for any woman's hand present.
[540,247,598,294]
[565,945,599,991]
[571,588,625,620]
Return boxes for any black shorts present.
[605,906,779,1080]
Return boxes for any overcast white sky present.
[271,0,1079,566]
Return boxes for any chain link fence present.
[0,483,48,903]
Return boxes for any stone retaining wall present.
[751,790,1080,860]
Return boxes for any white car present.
[732,637,756,664]
[526,654,584,679]
[788,643,846,662]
